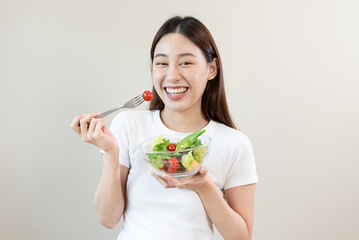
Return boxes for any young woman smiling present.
[71,16,258,240]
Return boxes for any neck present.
[160,107,209,133]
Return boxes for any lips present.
[164,87,188,100]
[165,87,188,95]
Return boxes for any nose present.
[167,63,181,82]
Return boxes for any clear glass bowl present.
[139,134,211,179]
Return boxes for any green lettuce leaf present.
[146,152,180,169]
[181,151,195,169]
[192,146,207,164]
[152,135,170,151]
[176,130,205,151]
[146,153,165,168]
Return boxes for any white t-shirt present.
[106,110,258,240]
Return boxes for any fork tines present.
[133,95,144,105]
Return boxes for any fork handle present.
[76,106,124,127]
[95,107,123,118]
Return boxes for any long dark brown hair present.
[149,16,236,129]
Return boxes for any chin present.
[165,101,201,114]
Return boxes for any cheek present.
[192,64,209,79]
[152,69,164,83]
[152,73,163,95]
[151,72,160,87]
[193,69,210,87]
[154,84,162,95]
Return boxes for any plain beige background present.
[1,0,358,239]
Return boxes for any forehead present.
[154,33,203,57]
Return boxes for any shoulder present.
[210,121,250,145]
[208,121,253,160]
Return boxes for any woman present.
[71,16,258,240]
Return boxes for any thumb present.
[102,124,116,139]
[102,123,110,133]
[198,166,207,176]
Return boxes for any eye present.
[180,62,192,66]
[156,62,168,66]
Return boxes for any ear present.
[207,58,218,80]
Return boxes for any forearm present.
[94,150,125,228]
[197,183,251,240]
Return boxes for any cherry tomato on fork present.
[143,90,153,101]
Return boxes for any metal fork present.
[95,94,144,118]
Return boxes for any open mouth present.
[164,87,189,95]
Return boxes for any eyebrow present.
[154,53,196,58]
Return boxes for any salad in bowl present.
[139,130,211,179]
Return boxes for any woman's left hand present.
[151,166,212,193]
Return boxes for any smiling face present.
[152,33,217,115]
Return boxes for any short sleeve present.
[224,136,258,190]
[100,112,131,168]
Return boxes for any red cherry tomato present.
[143,90,153,101]
[166,143,176,152]
[168,157,180,171]
[167,168,177,174]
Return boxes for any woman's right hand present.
[70,112,118,154]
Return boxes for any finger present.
[93,119,106,139]
[102,123,111,135]
[198,166,208,176]
[70,114,86,135]
[80,112,99,140]
[87,117,101,138]
[151,172,173,188]
[162,174,180,186]
[70,114,86,128]
[76,112,100,126]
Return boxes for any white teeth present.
[166,87,187,94]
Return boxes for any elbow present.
[96,209,123,229]
[94,198,124,229]
[246,229,253,240]
[99,217,118,229]
[231,227,253,240]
